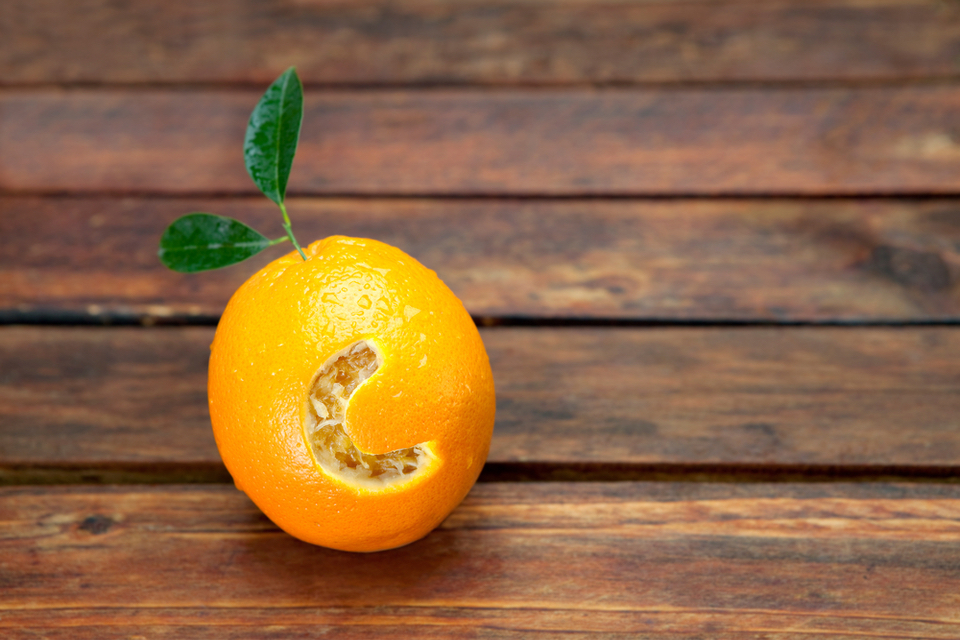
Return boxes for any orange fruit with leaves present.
[208,236,496,551]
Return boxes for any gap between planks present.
[5,313,960,328]
[3,461,960,487]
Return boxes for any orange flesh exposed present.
[304,341,430,488]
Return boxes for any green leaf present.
[158,213,279,273]
[243,67,303,205]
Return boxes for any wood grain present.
[5,0,960,86]
[3,196,960,323]
[2,482,959,638]
[5,87,960,196]
[2,326,957,480]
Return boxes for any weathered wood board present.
[2,482,959,638]
[3,196,959,322]
[6,0,960,86]
[4,88,960,195]
[2,326,957,482]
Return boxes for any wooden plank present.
[2,482,959,637]
[3,196,959,323]
[6,1,960,86]
[4,87,960,196]
[2,326,958,480]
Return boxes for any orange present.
[208,236,496,552]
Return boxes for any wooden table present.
[2,1,960,637]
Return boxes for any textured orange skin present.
[208,237,496,552]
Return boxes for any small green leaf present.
[243,67,303,205]
[158,213,280,273]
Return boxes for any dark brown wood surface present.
[5,87,960,196]
[3,482,959,638]
[6,0,960,86]
[4,1,959,635]
[3,196,959,322]
[3,326,957,482]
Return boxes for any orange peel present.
[208,236,496,551]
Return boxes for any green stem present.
[278,201,307,260]
[268,236,290,246]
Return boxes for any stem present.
[278,201,307,261]
[268,236,290,246]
